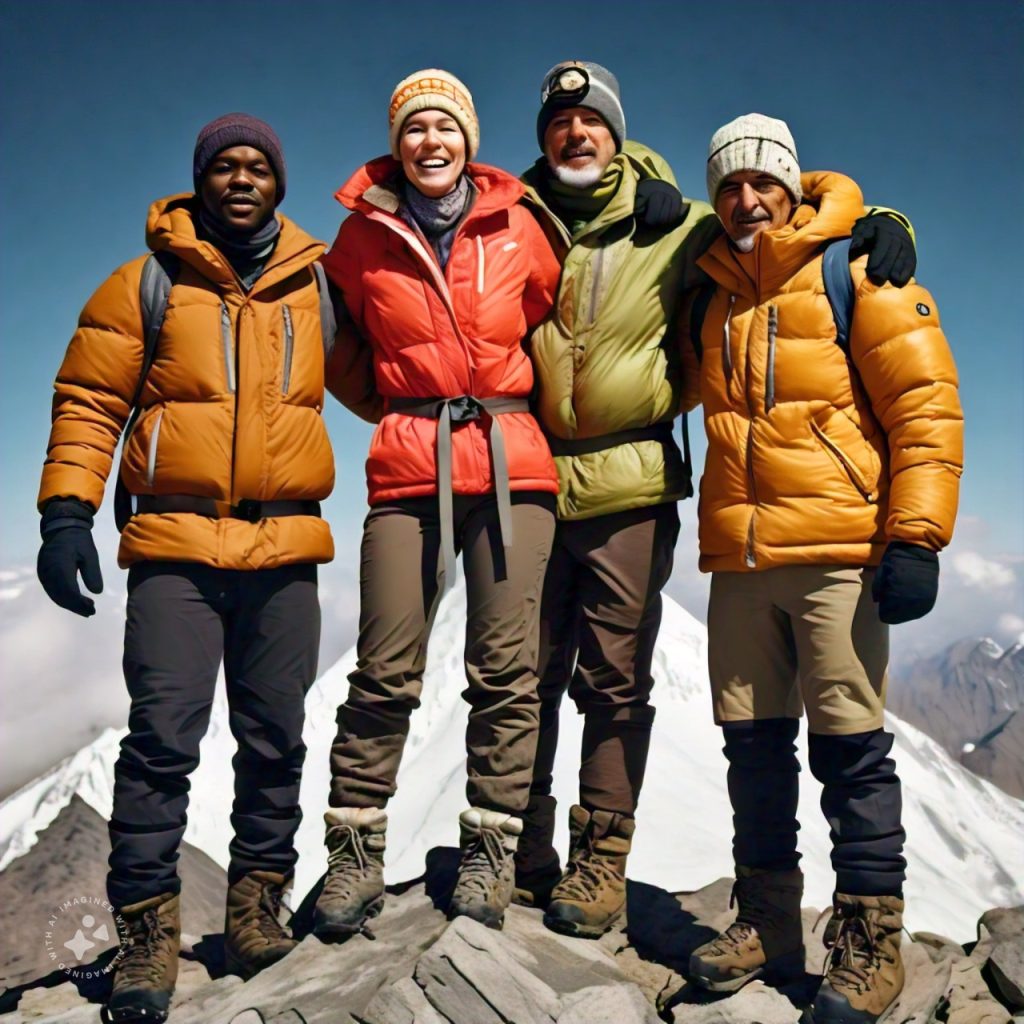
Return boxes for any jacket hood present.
[335,157,526,219]
[145,193,325,291]
[699,171,864,296]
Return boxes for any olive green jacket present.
[522,141,720,520]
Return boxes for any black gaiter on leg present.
[808,729,906,897]
[723,718,801,872]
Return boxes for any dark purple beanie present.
[193,113,287,202]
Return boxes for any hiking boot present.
[543,805,634,939]
[688,866,804,992]
[312,807,387,939]
[512,794,562,909]
[107,892,180,1023]
[447,808,522,929]
[224,870,297,979]
[812,893,904,1023]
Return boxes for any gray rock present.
[989,938,1024,1010]
[942,954,1013,1023]
[556,983,659,1024]
[670,981,801,1023]
[979,907,1024,943]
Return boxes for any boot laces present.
[457,827,509,898]
[557,830,617,903]
[117,908,174,984]
[823,909,893,993]
[323,823,374,898]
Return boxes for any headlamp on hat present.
[541,64,590,107]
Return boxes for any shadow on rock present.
[423,845,461,912]
[0,944,118,1014]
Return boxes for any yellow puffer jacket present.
[681,172,963,573]
[38,194,336,570]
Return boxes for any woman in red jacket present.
[315,69,562,933]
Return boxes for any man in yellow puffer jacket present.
[35,114,334,1021]
[682,114,963,1024]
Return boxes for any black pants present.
[722,719,906,896]
[107,561,320,907]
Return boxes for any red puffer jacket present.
[322,158,561,505]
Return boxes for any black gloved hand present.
[634,179,688,230]
[37,498,103,617]
[849,214,916,287]
[871,541,938,624]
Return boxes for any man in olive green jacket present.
[515,61,919,940]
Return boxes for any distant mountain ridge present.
[888,636,1024,798]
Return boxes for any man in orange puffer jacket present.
[681,114,963,1024]
[36,114,334,1021]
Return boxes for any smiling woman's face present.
[399,109,466,198]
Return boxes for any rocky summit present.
[1,804,1020,1024]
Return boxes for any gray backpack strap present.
[115,250,178,531]
[822,237,856,354]
[312,261,337,362]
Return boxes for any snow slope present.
[2,583,1021,939]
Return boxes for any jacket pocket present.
[811,410,881,502]
[146,408,165,487]
[221,302,236,393]
[281,304,295,395]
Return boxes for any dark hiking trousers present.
[530,502,680,816]
[329,492,555,815]
[723,720,906,896]
[107,561,319,908]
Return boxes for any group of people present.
[36,60,962,1024]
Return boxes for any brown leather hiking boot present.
[313,807,387,939]
[223,870,297,979]
[543,805,634,939]
[689,867,804,992]
[812,893,905,1023]
[448,808,522,930]
[107,892,180,1023]
[512,794,562,909]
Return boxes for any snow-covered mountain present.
[2,583,1022,941]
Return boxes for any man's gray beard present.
[733,233,757,252]
[551,163,605,189]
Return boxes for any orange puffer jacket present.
[681,172,963,573]
[321,158,561,505]
[38,194,336,570]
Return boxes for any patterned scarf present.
[401,175,472,269]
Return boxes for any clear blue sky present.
[2,0,1022,570]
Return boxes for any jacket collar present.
[145,194,325,294]
[698,172,864,298]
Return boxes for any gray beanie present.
[706,113,801,205]
[536,61,626,152]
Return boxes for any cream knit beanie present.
[388,69,479,160]
[706,113,801,204]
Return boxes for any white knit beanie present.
[706,113,801,204]
[388,69,479,160]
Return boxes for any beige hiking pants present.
[329,492,555,814]
[708,565,888,735]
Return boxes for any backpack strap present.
[312,261,337,362]
[822,237,856,355]
[114,250,178,531]
[687,277,716,365]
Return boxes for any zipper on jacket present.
[220,302,237,393]
[476,236,485,295]
[146,409,164,487]
[811,421,879,503]
[765,304,778,412]
[281,304,295,395]
[744,514,757,568]
[722,294,735,381]
[588,246,605,325]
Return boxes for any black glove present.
[871,541,938,624]
[37,499,103,617]
[634,179,688,230]
[849,214,916,288]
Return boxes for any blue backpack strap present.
[312,261,337,362]
[115,250,178,531]
[822,237,855,354]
